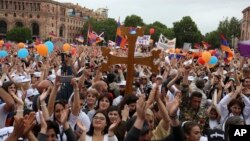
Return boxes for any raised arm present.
[155,86,170,131]
[71,78,80,116]
[48,77,60,116]
[0,88,15,112]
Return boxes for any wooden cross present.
[100,26,161,94]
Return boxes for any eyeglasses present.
[93,116,106,121]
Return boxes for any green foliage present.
[217,17,241,46]
[80,15,240,48]
[124,15,144,27]
[145,21,174,44]
[173,16,202,48]
[205,31,220,48]
[205,17,241,48]
[6,27,32,42]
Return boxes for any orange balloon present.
[175,48,181,54]
[63,43,71,52]
[0,40,4,45]
[202,51,211,63]
[17,42,25,48]
[37,44,48,57]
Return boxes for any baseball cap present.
[33,72,41,78]
[26,88,39,98]
[117,80,126,86]
[188,76,195,81]
[156,75,163,80]
[14,76,31,83]
[207,129,225,141]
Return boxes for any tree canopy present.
[81,14,241,48]
[6,27,32,43]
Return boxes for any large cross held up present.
[100,26,161,94]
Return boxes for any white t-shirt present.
[0,127,13,140]
[85,134,118,141]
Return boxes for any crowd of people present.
[0,42,249,141]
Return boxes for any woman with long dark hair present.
[79,110,118,141]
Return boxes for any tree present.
[82,18,117,45]
[124,15,144,27]
[145,21,174,44]
[6,27,32,42]
[205,30,220,48]
[217,17,241,46]
[173,16,202,48]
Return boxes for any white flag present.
[183,42,192,51]
[166,38,176,49]
[157,34,176,50]
[157,34,168,49]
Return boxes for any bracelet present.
[40,104,47,107]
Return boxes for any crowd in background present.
[0,42,250,141]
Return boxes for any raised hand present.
[168,92,181,116]
[109,120,119,132]
[13,116,25,138]
[40,86,52,102]
[71,78,78,88]
[59,106,69,125]
[10,91,24,106]
[23,112,36,136]
[76,119,87,133]
[121,105,129,121]
[136,95,147,120]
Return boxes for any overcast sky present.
[55,0,249,34]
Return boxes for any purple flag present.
[238,40,250,57]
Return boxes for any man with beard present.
[119,94,138,118]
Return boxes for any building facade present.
[241,6,250,40]
[0,0,106,43]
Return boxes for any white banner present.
[157,34,176,50]
[136,35,151,45]
[183,42,192,51]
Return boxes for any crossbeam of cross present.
[100,26,161,94]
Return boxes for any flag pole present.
[86,22,90,46]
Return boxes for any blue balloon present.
[209,56,218,65]
[45,41,54,53]
[0,50,4,58]
[0,50,8,58]
[17,48,29,59]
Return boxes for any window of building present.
[13,13,16,17]
[5,13,7,17]
[37,15,40,18]
[29,14,32,18]
[37,4,40,11]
